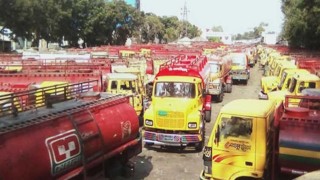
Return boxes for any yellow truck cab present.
[267,73,320,103]
[114,67,146,98]
[33,81,69,106]
[119,50,136,58]
[260,69,310,99]
[267,55,292,76]
[200,99,277,180]
[259,61,297,98]
[104,73,144,123]
[143,56,211,151]
[229,53,250,85]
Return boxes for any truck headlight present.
[145,119,153,126]
[188,122,197,129]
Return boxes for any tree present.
[281,0,320,49]
[212,26,223,32]
[140,13,164,43]
[185,22,201,39]
[253,22,268,38]
[160,16,181,43]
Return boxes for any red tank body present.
[0,81,141,179]
[275,89,320,176]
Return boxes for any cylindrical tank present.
[278,127,320,174]
[278,91,320,175]
[0,93,140,179]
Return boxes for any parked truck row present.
[1,43,318,179]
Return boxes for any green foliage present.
[208,37,221,43]
[282,0,320,49]
[140,13,164,43]
[211,26,223,32]
[234,22,267,40]
[0,0,201,47]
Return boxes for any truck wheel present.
[138,115,143,127]
[244,79,248,85]
[122,161,135,178]
[195,121,205,152]
[226,83,232,93]
[217,93,223,102]
[204,110,211,123]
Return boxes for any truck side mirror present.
[214,125,220,146]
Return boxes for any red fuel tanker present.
[0,80,142,179]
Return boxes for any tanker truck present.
[200,89,320,180]
[143,55,212,151]
[0,80,142,179]
[206,54,232,102]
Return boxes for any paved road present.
[116,64,263,180]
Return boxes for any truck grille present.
[156,111,184,129]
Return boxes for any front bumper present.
[258,90,268,99]
[199,170,211,180]
[143,131,201,146]
[232,75,248,80]
[207,89,221,95]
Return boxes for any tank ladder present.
[69,109,106,179]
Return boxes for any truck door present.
[211,115,256,179]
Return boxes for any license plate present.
[158,134,180,142]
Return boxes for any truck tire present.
[244,79,248,85]
[226,83,232,93]
[205,110,211,123]
[217,93,223,102]
[195,120,205,152]
[122,161,135,178]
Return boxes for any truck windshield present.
[278,72,287,89]
[232,56,246,66]
[154,82,196,98]
[289,78,297,93]
[209,64,220,73]
[274,66,281,76]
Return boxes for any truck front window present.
[278,72,287,89]
[210,64,219,73]
[289,78,297,93]
[111,81,117,90]
[232,56,245,66]
[155,82,195,98]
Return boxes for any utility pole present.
[181,0,189,37]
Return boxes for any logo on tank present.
[45,130,82,176]
[121,121,132,140]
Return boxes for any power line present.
[181,0,189,37]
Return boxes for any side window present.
[298,81,306,93]
[197,83,202,97]
[220,116,253,140]
[286,78,291,89]
[309,82,316,88]
[111,81,117,90]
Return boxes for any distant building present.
[262,32,278,45]
[204,29,232,44]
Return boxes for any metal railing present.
[0,80,98,118]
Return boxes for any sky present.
[140,0,284,35]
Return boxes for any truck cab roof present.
[105,73,137,80]
[220,99,276,117]
[293,73,319,82]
